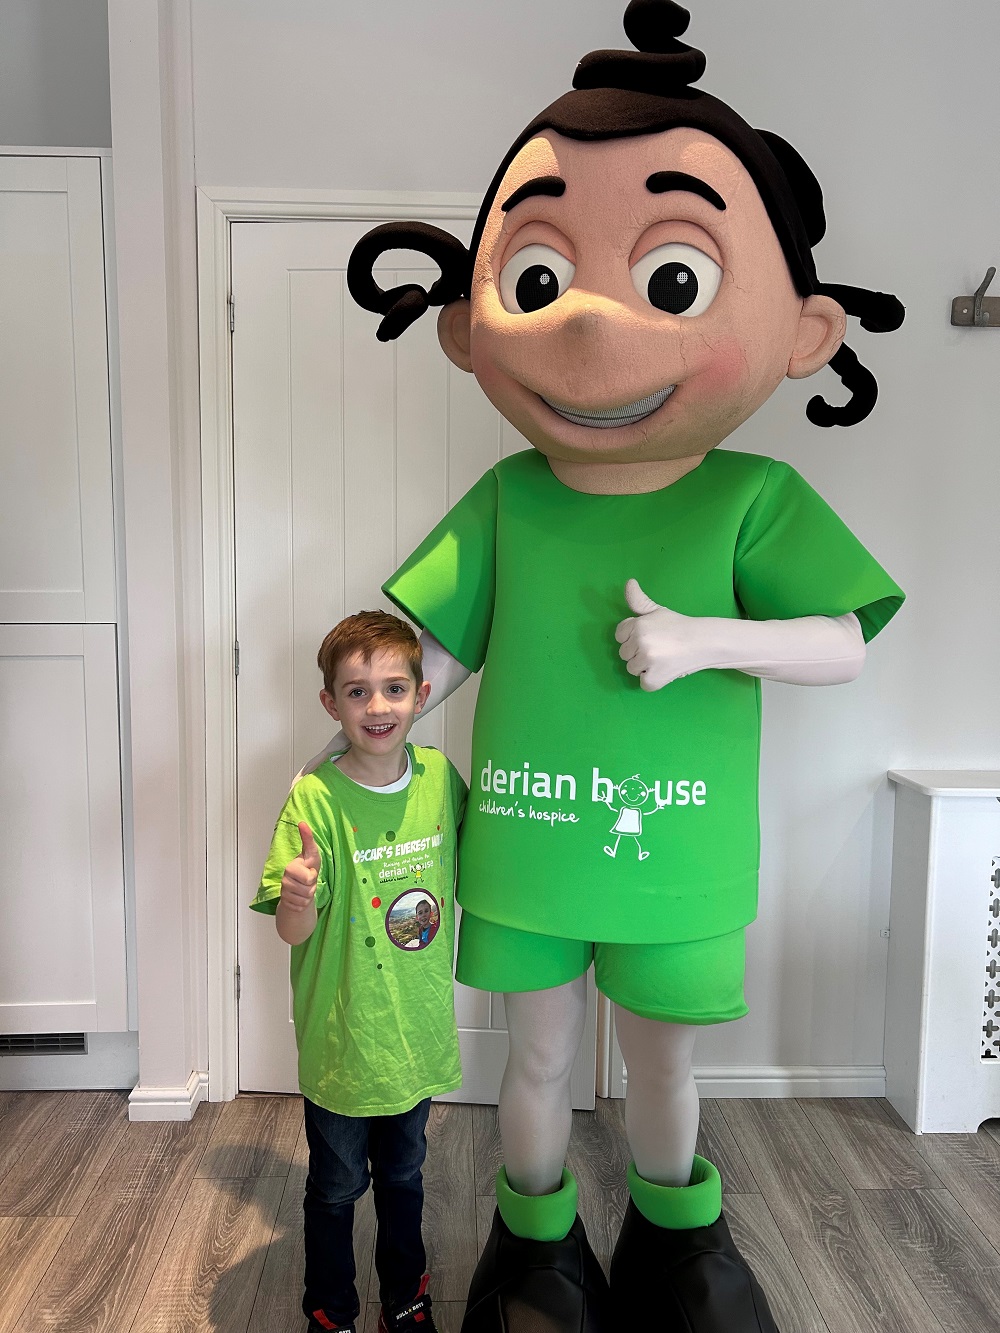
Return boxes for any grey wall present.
[186,0,1000,1075]
[0,0,112,148]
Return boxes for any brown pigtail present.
[806,286,904,427]
[347,222,470,342]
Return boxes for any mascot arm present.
[616,579,865,692]
[420,628,474,709]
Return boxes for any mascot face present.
[439,126,845,465]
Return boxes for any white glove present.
[615,579,866,692]
[293,629,472,783]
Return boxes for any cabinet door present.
[0,624,126,1032]
[0,156,115,623]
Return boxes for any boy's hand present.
[280,822,320,911]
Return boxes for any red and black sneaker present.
[307,1311,356,1333]
[377,1273,438,1332]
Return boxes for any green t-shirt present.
[383,449,903,944]
[251,744,468,1116]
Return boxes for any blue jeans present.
[302,1096,430,1327]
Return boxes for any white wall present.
[112,0,999,1095]
[0,0,112,148]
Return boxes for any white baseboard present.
[128,1068,209,1121]
[693,1065,887,1098]
[605,1063,887,1099]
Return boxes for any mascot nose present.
[557,302,627,356]
[563,305,604,340]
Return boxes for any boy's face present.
[321,649,430,758]
[438,126,845,465]
[416,902,432,929]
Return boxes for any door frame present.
[198,186,491,1101]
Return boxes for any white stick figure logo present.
[601,774,669,861]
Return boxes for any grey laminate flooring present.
[1,1091,999,1331]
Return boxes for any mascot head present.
[349,0,902,469]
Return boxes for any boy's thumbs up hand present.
[615,578,716,692]
[280,821,320,912]
[298,821,320,871]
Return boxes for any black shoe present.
[610,1201,779,1331]
[306,1315,356,1333]
[461,1208,612,1332]
[378,1273,438,1332]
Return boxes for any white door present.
[232,218,597,1106]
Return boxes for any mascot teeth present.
[542,384,675,428]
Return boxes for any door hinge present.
[234,640,240,676]
[235,964,241,1002]
[228,295,235,333]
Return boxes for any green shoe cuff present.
[627,1156,722,1231]
[496,1166,578,1241]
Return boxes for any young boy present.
[250,611,467,1333]
[414,900,438,947]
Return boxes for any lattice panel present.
[982,857,1000,1059]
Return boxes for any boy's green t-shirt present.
[383,449,904,945]
[251,744,467,1116]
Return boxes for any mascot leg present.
[462,976,612,1332]
[610,1007,779,1331]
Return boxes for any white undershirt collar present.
[334,748,412,794]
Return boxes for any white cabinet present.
[0,155,116,622]
[0,152,127,1048]
[885,771,1000,1133]
[0,625,126,1032]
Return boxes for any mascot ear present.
[786,294,846,380]
[437,299,474,373]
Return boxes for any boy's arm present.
[275,821,320,945]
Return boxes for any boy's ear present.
[320,688,340,722]
[786,294,847,380]
[437,299,473,372]
[415,680,432,713]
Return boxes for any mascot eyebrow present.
[348,0,904,425]
[501,176,567,212]
[645,171,725,210]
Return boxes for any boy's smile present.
[321,649,430,784]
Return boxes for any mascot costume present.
[331,2,904,1328]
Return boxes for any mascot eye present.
[499,245,575,314]
[630,244,722,317]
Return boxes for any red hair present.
[317,610,422,694]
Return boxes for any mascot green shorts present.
[456,911,748,1024]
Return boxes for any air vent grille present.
[982,858,1000,1060]
[0,1033,87,1056]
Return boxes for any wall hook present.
[952,266,999,326]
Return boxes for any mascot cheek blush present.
[343,3,905,1330]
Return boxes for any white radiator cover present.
[885,771,1000,1133]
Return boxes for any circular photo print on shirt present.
[385,890,440,951]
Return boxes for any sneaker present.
[377,1273,438,1331]
[307,1312,356,1333]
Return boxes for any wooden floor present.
[1,1093,1000,1332]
